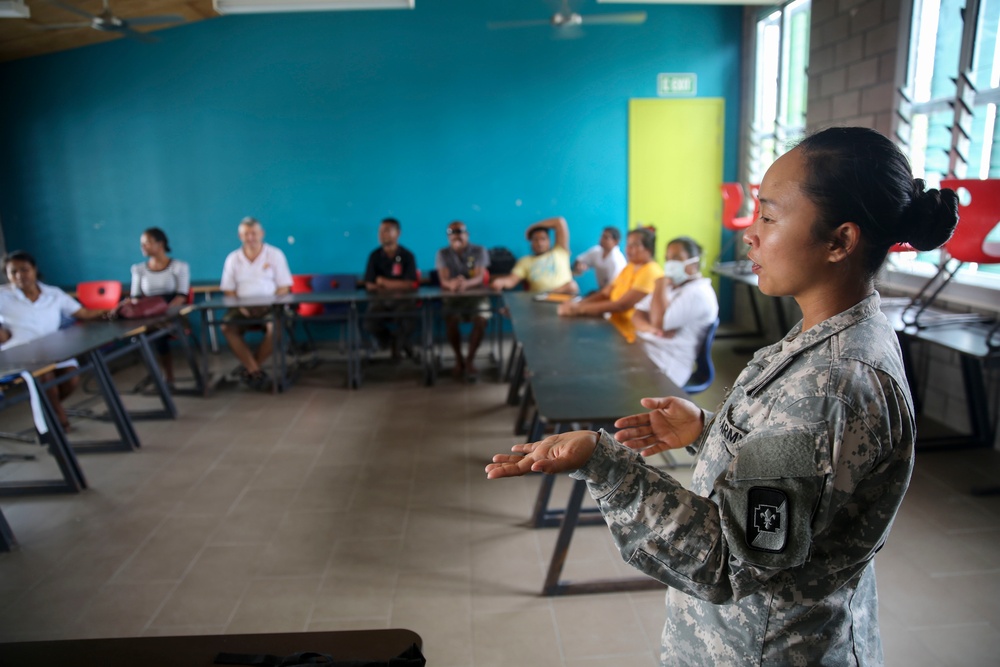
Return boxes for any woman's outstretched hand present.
[485,431,599,479]
[613,397,705,457]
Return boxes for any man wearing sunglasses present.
[436,221,491,381]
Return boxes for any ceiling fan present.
[38,0,186,43]
[488,0,646,33]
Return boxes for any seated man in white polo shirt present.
[219,217,293,388]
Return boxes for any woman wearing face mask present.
[632,237,719,386]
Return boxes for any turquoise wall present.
[0,0,741,288]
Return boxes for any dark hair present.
[797,127,958,276]
[667,236,702,261]
[527,225,550,240]
[2,250,37,271]
[143,227,171,253]
[381,217,401,231]
[602,226,621,243]
[628,227,656,254]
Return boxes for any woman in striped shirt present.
[130,228,190,384]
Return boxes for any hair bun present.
[898,179,958,251]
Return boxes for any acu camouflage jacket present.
[571,292,914,666]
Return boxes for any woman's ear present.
[828,222,861,263]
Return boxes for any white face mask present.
[663,257,699,285]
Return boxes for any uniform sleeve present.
[174,260,191,296]
[477,245,491,269]
[434,249,448,275]
[130,263,144,298]
[220,254,237,292]
[572,389,896,605]
[271,249,293,289]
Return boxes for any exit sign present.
[657,73,697,96]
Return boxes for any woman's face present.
[5,259,38,292]
[625,233,652,264]
[743,147,830,298]
[140,233,162,257]
[665,243,690,263]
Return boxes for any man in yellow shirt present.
[557,227,663,342]
[491,217,579,295]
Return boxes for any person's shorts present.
[444,297,492,322]
[222,307,272,331]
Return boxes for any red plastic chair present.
[902,178,1000,326]
[716,183,758,266]
[76,280,122,310]
[291,274,322,317]
[721,183,753,232]
[941,179,1000,263]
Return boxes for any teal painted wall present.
[0,0,741,287]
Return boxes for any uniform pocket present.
[719,421,833,568]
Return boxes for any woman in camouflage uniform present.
[487,127,959,666]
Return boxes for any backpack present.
[488,246,517,276]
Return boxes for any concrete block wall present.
[805,0,999,449]
[806,0,903,135]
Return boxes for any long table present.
[0,312,193,497]
[0,628,423,666]
[194,287,503,392]
[503,292,688,596]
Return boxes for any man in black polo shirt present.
[363,217,419,359]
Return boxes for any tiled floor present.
[0,338,998,666]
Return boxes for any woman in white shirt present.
[130,228,191,384]
[0,251,109,428]
[633,237,720,387]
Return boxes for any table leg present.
[174,319,206,395]
[127,333,178,420]
[81,350,141,451]
[0,507,16,551]
[0,375,87,495]
[506,346,526,406]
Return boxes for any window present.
[901,0,1000,282]
[748,0,811,183]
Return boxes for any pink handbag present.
[115,296,169,319]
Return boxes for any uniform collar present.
[744,292,882,396]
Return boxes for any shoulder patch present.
[746,487,788,553]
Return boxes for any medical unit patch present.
[746,487,788,553]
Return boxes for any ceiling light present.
[214,0,414,15]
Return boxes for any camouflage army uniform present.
[571,293,913,666]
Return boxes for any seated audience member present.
[219,216,293,389]
[573,226,627,291]
[557,227,664,342]
[364,217,419,360]
[436,221,491,381]
[490,217,579,295]
[633,236,719,386]
[0,251,109,428]
[130,227,190,385]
